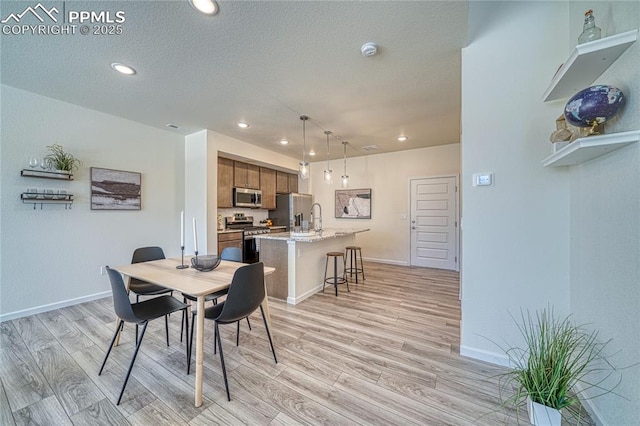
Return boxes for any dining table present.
[112,256,275,407]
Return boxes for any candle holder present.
[176,246,189,269]
[191,251,199,268]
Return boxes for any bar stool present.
[323,252,349,296]
[345,246,365,284]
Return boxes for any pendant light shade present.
[341,141,349,188]
[323,130,333,184]
[299,115,309,180]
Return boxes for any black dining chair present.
[179,246,251,342]
[100,267,190,405]
[188,262,277,401]
[129,246,174,345]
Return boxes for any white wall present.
[460,1,571,362]
[0,85,185,320]
[308,144,460,264]
[568,2,640,424]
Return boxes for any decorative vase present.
[564,85,625,135]
[527,397,561,426]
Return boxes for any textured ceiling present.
[1,0,469,160]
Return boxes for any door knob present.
[411,220,416,224]
[411,226,416,229]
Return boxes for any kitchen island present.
[255,228,369,304]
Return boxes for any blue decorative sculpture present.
[564,85,625,135]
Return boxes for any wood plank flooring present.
[0,262,593,425]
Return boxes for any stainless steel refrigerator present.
[271,193,313,231]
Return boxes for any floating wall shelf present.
[542,130,640,167]
[21,193,74,209]
[542,29,638,102]
[21,169,74,180]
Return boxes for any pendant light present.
[323,130,333,184]
[341,141,349,188]
[299,115,309,180]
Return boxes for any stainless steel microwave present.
[234,188,262,208]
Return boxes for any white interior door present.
[410,176,458,270]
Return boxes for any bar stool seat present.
[345,246,365,284]
[323,252,349,296]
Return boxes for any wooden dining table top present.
[114,257,275,297]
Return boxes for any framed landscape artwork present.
[335,188,371,219]
[90,167,141,210]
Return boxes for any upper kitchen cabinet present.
[276,171,299,194]
[276,171,289,193]
[234,161,260,189]
[260,167,276,209]
[288,173,298,193]
[217,157,234,208]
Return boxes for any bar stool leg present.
[344,254,350,292]
[323,256,329,293]
[359,248,365,281]
[332,256,337,296]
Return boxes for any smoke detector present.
[361,42,378,57]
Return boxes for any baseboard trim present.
[460,345,511,367]
[287,285,323,305]
[363,257,408,266]
[0,291,111,323]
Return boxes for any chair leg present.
[188,311,196,375]
[99,319,124,375]
[260,305,277,364]
[333,256,338,296]
[183,309,189,373]
[246,316,252,330]
[165,315,170,347]
[236,321,240,346]
[135,324,138,342]
[117,321,148,405]
[180,296,186,343]
[216,322,231,401]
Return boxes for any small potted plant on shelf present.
[498,307,619,426]
[44,143,82,174]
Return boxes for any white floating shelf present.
[542,130,640,167]
[543,29,638,102]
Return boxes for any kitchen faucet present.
[310,203,323,232]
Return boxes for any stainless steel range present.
[224,214,270,263]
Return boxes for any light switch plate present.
[473,172,494,187]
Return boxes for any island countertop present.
[255,228,369,242]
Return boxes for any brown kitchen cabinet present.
[276,171,289,193]
[288,173,298,193]
[234,161,260,189]
[260,167,276,209]
[217,231,243,255]
[217,157,234,208]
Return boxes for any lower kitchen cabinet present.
[217,231,242,255]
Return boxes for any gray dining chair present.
[179,246,250,342]
[100,267,190,405]
[188,262,277,401]
[129,246,174,345]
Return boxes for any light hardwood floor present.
[0,262,592,425]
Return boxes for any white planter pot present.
[527,397,561,426]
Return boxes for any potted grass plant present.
[499,307,618,426]
[44,143,82,174]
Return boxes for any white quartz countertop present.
[255,228,369,242]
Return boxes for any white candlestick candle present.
[193,217,198,253]
[180,210,184,247]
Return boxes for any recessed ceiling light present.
[189,0,219,15]
[280,139,289,145]
[111,63,136,75]
[236,122,249,129]
[397,136,408,142]
[309,150,316,156]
